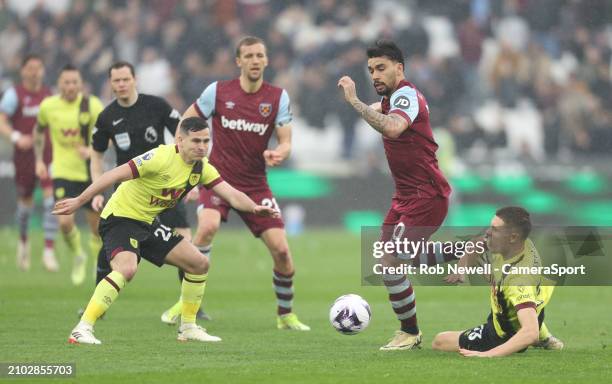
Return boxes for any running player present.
[34,64,104,285]
[0,54,58,271]
[90,61,209,320]
[162,36,310,331]
[338,40,451,350]
[58,117,278,344]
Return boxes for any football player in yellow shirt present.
[54,117,278,345]
[34,64,104,285]
[433,207,564,356]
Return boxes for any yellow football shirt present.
[488,239,554,339]
[101,144,222,224]
[37,93,104,182]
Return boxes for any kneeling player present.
[433,207,563,357]
[54,117,277,344]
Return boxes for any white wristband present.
[10,131,21,143]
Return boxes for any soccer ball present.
[329,294,371,335]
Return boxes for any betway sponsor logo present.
[221,115,269,136]
[22,105,40,117]
[149,188,185,207]
[61,128,80,137]
[149,196,178,208]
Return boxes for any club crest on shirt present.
[259,102,272,117]
[79,112,91,126]
[144,126,158,143]
[189,173,200,186]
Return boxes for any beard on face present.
[373,81,391,96]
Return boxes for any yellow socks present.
[89,235,102,259]
[64,226,83,256]
[81,271,127,326]
[181,273,207,324]
[167,299,182,318]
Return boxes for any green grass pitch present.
[0,227,611,383]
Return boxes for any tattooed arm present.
[338,76,409,139]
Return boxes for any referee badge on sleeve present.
[130,238,139,249]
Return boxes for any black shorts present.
[157,201,189,228]
[458,314,508,352]
[99,214,183,267]
[53,178,93,210]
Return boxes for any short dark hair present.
[59,63,80,74]
[235,36,266,57]
[108,61,135,78]
[366,39,405,67]
[21,53,43,68]
[179,116,208,134]
[496,206,532,240]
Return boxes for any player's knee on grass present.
[432,331,460,352]
[110,252,138,281]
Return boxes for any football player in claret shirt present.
[339,40,451,350]
[0,54,58,272]
[166,36,309,331]
[34,64,104,286]
[433,207,564,356]
[55,117,278,345]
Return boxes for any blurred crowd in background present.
[1,0,611,163]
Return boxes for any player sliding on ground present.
[433,206,564,357]
[54,117,278,345]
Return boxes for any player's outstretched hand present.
[53,198,81,215]
[35,160,48,179]
[444,273,465,285]
[253,205,280,218]
[337,75,357,103]
[91,194,105,212]
[459,348,492,358]
[263,149,283,167]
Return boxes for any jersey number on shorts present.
[154,224,173,242]
[392,222,406,240]
[467,325,484,341]
[261,198,281,213]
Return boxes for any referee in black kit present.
[87,61,210,321]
